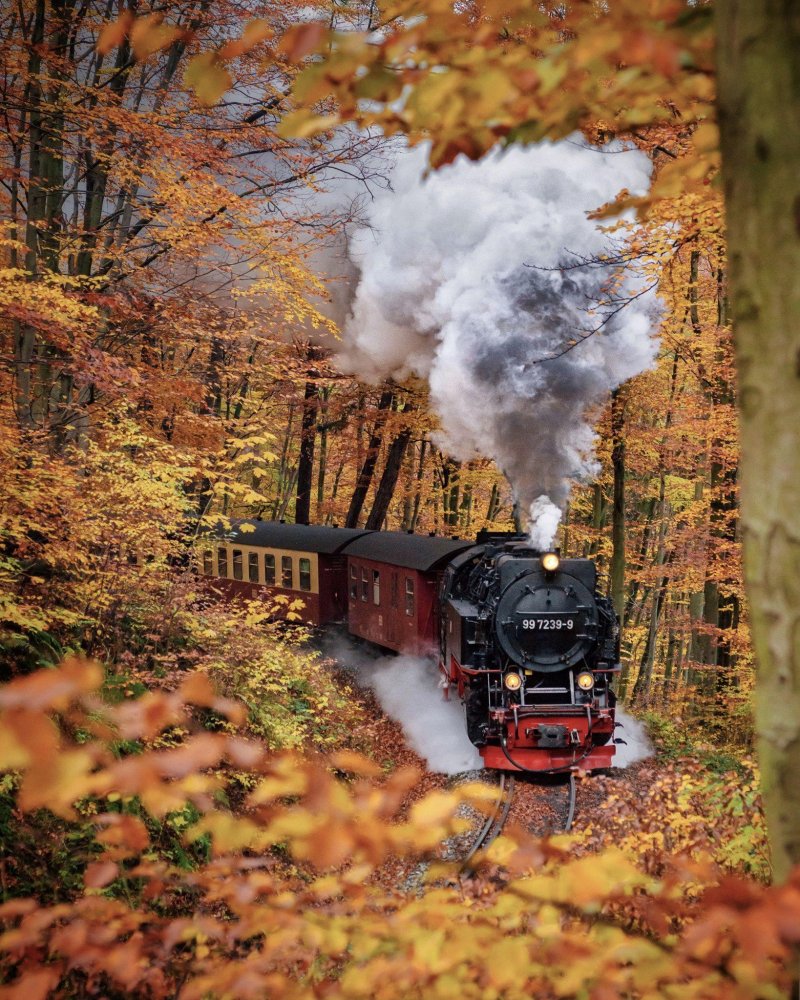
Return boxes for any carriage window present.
[299,558,312,592]
[361,568,369,602]
[405,577,415,616]
[232,549,243,581]
[248,552,259,583]
[350,564,357,599]
[202,550,213,575]
[373,570,381,605]
[264,553,275,586]
[282,556,294,589]
[217,547,228,577]
[391,573,398,608]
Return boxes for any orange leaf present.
[130,14,183,61]
[219,19,274,59]
[85,860,119,888]
[1,969,62,1000]
[96,12,133,55]
[279,22,327,62]
[0,656,102,711]
[329,749,384,778]
[179,670,216,706]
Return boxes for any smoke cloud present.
[340,138,659,546]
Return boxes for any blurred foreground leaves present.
[0,661,797,999]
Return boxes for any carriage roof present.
[342,531,475,572]
[214,520,370,555]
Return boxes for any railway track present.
[461,769,580,870]
[462,772,516,866]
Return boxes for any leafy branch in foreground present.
[0,659,797,999]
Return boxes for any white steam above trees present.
[338,137,660,547]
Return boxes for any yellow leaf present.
[409,790,458,828]
[277,110,341,140]
[184,53,233,107]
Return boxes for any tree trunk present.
[409,439,428,532]
[610,385,627,620]
[441,457,461,529]
[271,403,295,519]
[365,416,414,531]
[345,389,395,528]
[486,481,500,525]
[717,0,800,881]
[295,379,318,525]
[316,386,331,520]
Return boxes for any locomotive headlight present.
[577,671,595,691]
[541,552,560,573]
[504,672,522,691]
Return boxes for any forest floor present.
[334,667,663,891]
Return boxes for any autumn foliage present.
[0,0,795,995]
[0,659,797,999]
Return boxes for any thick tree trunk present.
[296,347,324,525]
[717,0,800,881]
[365,424,413,530]
[345,389,395,528]
[316,386,331,520]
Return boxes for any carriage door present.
[387,571,399,645]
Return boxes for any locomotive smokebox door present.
[495,569,599,672]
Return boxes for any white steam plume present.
[612,708,653,767]
[340,137,659,543]
[323,637,483,774]
[528,495,563,550]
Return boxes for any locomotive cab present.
[440,538,620,773]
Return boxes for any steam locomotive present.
[203,521,620,772]
[440,533,619,773]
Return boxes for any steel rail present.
[462,772,516,866]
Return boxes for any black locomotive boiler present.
[439,533,620,772]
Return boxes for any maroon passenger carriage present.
[200,521,620,773]
[343,531,474,654]
[200,521,370,625]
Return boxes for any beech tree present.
[716,0,800,883]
